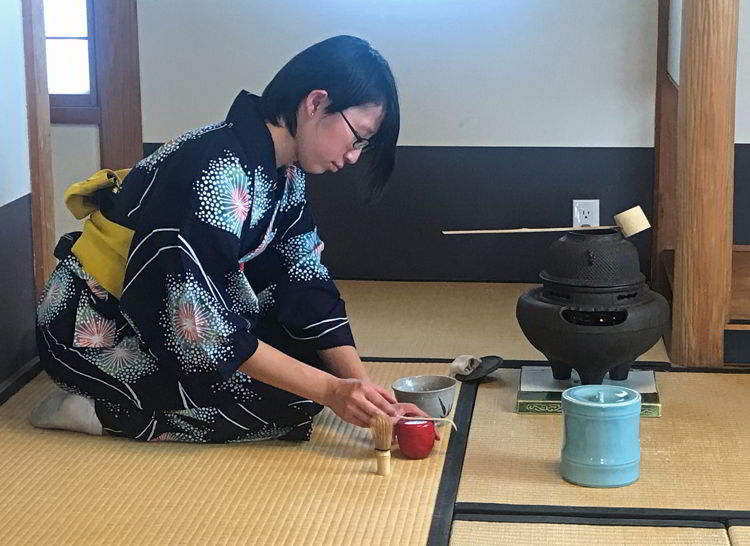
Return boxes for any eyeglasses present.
[339,111,371,151]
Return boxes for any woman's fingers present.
[332,379,436,428]
[394,402,430,418]
[359,397,388,422]
[373,384,397,404]
[346,390,392,427]
[364,388,397,416]
[351,409,372,428]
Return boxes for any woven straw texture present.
[730,524,750,545]
[449,521,730,546]
[339,280,670,362]
[457,369,750,510]
[0,362,453,545]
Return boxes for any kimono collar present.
[226,91,277,171]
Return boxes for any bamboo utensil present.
[397,416,458,431]
[443,205,650,238]
[371,414,393,476]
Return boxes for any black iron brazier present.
[516,229,669,384]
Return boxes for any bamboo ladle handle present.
[443,205,650,239]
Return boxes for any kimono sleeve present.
[119,148,262,380]
[247,168,355,350]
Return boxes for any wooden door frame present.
[23,0,143,299]
[93,0,143,170]
[23,0,55,300]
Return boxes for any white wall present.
[1,0,31,207]
[737,0,750,143]
[50,125,100,240]
[137,0,658,148]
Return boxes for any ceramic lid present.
[562,385,641,407]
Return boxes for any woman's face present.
[294,91,384,174]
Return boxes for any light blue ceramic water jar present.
[561,385,641,488]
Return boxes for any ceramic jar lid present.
[562,385,641,414]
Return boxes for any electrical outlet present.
[573,199,600,227]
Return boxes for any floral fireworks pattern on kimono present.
[92,336,157,383]
[164,407,219,443]
[152,432,181,442]
[73,296,117,348]
[257,284,276,316]
[211,371,262,403]
[227,425,296,443]
[160,273,236,373]
[239,218,277,264]
[135,122,229,172]
[275,230,330,282]
[248,166,276,229]
[37,264,75,327]
[225,271,260,315]
[278,165,306,213]
[86,278,109,300]
[195,152,251,237]
[63,255,111,300]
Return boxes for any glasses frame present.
[339,111,371,151]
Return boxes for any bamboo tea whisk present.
[371,414,393,476]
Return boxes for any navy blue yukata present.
[36,91,356,443]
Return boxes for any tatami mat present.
[456,369,750,511]
[339,281,670,361]
[730,524,750,546]
[449,520,731,546]
[0,362,454,545]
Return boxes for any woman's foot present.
[30,389,103,436]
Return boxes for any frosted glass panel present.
[44,0,87,37]
[46,39,90,94]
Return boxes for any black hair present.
[260,35,400,192]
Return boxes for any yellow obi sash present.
[64,168,134,299]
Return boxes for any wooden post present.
[651,0,679,310]
[22,0,56,299]
[672,0,738,366]
[94,0,143,169]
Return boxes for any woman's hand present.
[323,378,442,441]
[391,402,429,421]
[324,378,399,428]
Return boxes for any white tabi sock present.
[30,389,103,436]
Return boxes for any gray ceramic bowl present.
[391,375,457,418]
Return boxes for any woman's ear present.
[304,89,329,118]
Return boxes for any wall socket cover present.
[573,199,600,227]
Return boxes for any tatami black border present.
[454,503,750,526]
[336,277,543,283]
[361,357,750,373]
[501,360,749,373]
[728,519,750,526]
[730,320,750,325]
[0,357,43,406]
[453,513,724,529]
[653,366,750,373]
[361,356,454,363]
[501,360,672,370]
[426,380,479,546]
[522,361,750,373]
